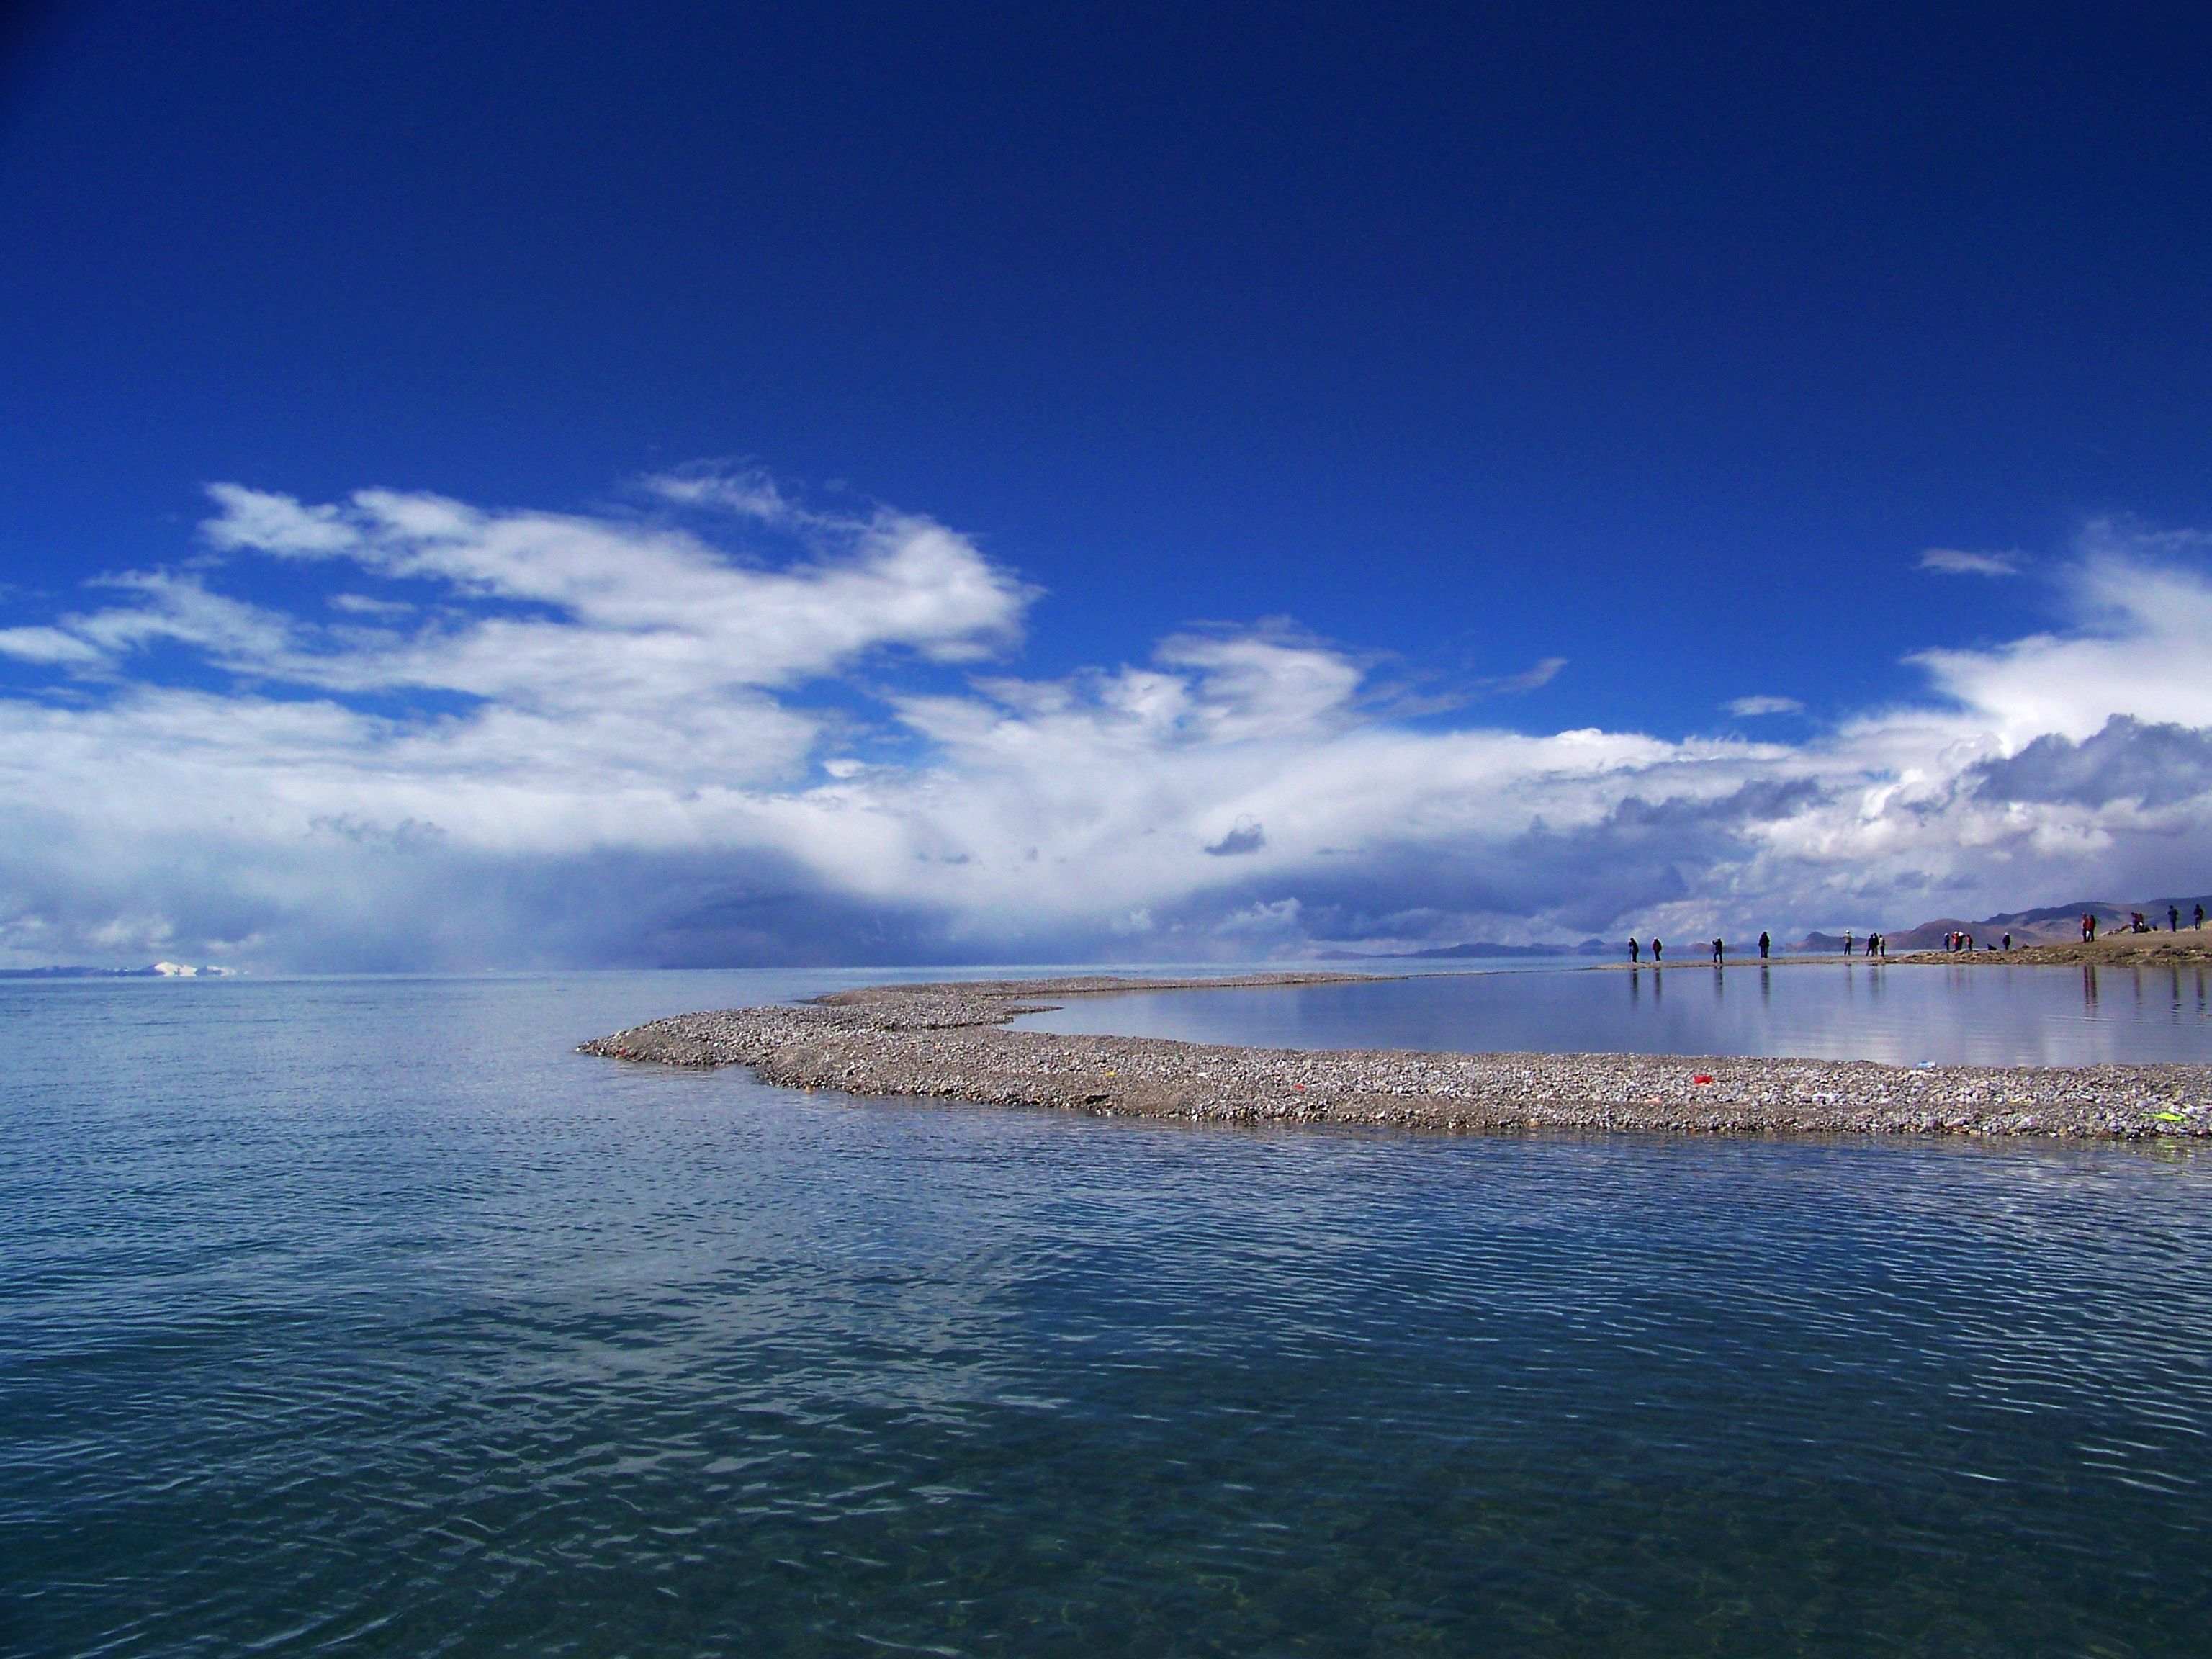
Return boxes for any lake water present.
[5,971,2211,1658]
[1014,961,2212,1066]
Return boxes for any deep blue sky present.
[4,1,2210,735]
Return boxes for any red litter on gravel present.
[1693,1074,1714,1084]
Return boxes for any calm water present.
[1014,961,2212,1066]
[4,972,2211,1658]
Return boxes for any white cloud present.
[202,482,358,555]
[0,626,105,665]
[1919,547,2021,576]
[1479,655,1567,695]
[1727,695,1803,717]
[0,482,2208,967]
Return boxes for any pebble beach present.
[581,974,2212,1139]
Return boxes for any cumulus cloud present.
[1,481,2208,967]
[1970,715,2212,809]
[1920,547,2021,576]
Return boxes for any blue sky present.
[2,2,2211,966]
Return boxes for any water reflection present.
[6,975,2212,1658]
[1015,962,2212,1065]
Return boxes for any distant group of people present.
[1626,901,2208,966]
[1627,930,1889,963]
[2110,904,2203,935]
[1625,928,1861,965]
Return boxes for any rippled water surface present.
[5,971,2211,1658]
[1014,960,2212,1065]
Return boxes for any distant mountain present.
[0,963,238,978]
[1323,939,1612,961]
[0,965,154,978]
[1793,894,2212,952]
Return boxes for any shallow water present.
[1012,960,2212,1065]
[5,971,2211,1658]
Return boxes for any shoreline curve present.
[578,975,2212,1141]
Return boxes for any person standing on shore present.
[1843,930,1853,958]
[2172,904,2181,932]
[1712,938,1724,964]
[1629,937,1640,963]
[1653,938,1663,961]
[2002,933,2012,950]
[1758,930,1771,959]
[2198,904,2205,930]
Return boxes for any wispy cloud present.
[1480,655,1567,694]
[1,480,2208,967]
[1919,547,2021,577]
[1726,695,1803,717]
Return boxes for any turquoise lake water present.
[4,970,2210,1657]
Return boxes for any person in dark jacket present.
[1758,930,1771,959]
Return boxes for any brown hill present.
[1795,895,2212,953]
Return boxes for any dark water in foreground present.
[1015,961,2212,1066]
[4,972,2210,1658]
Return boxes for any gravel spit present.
[578,974,2212,1140]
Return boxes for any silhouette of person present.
[1628,937,1640,963]
[2197,904,2205,930]
[2171,905,2181,932]
[1843,930,1853,958]
[2002,933,2011,950]
[1758,930,1771,959]
[1652,938,1663,961]
[1712,937,1724,964]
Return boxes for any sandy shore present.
[1596,935,2212,970]
[1891,932,2212,968]
[580,974,2212,1140]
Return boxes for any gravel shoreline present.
[579,974,2212,1140]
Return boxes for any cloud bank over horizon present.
[3,481,2210,969]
